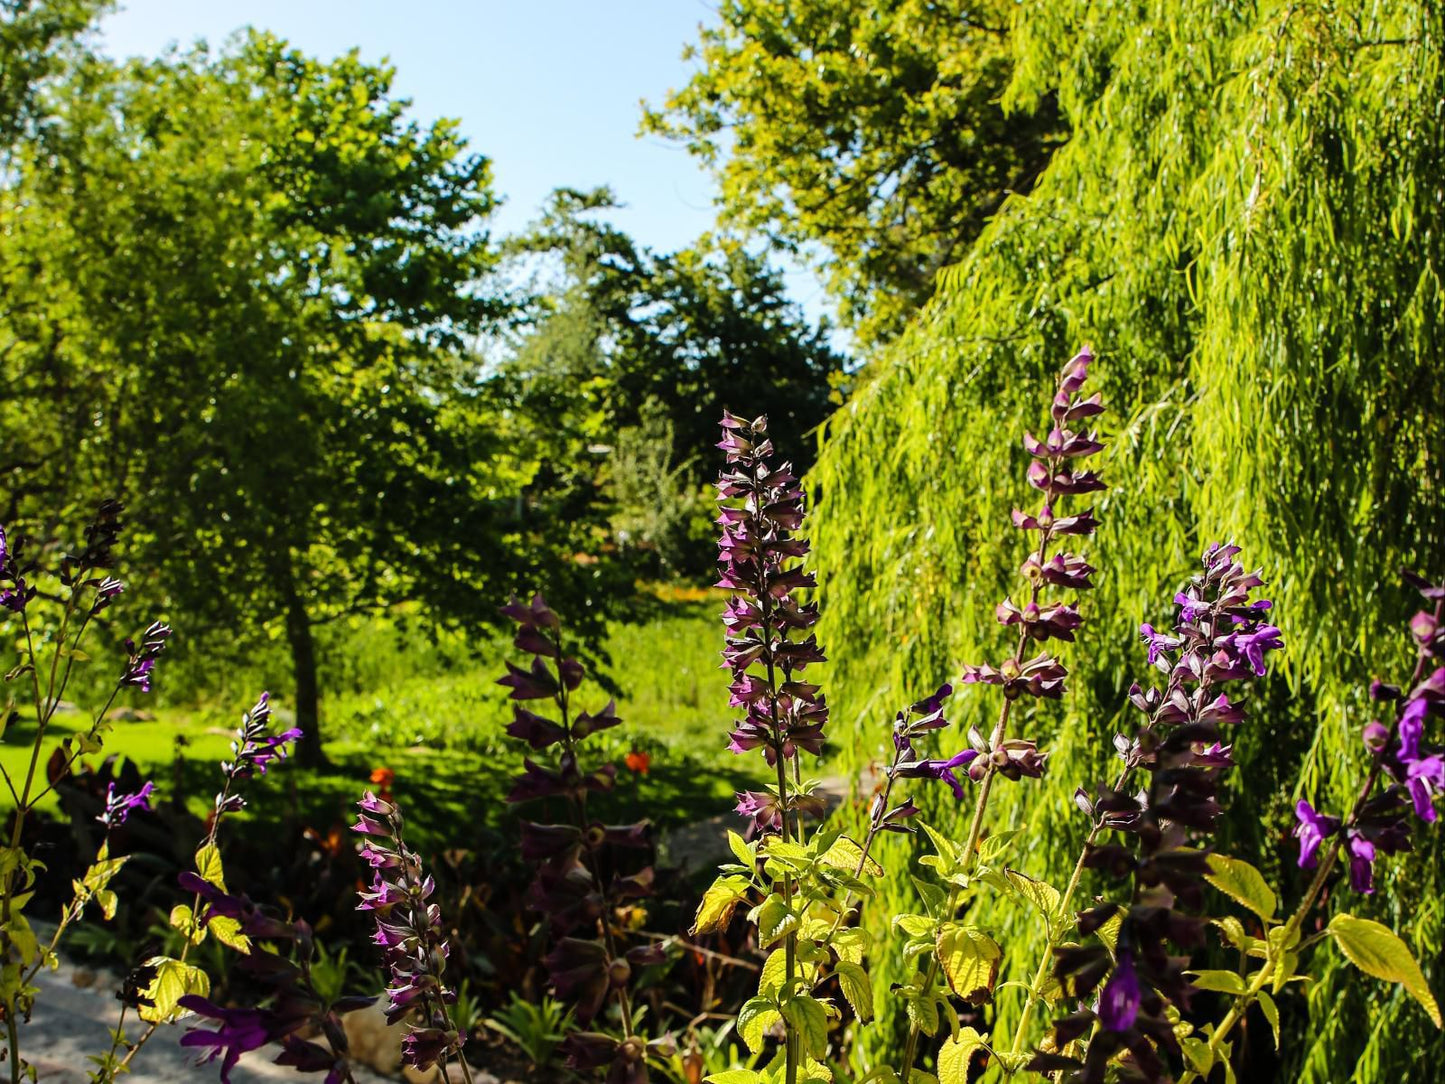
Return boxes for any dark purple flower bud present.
[1345,830,1377,893]
[90,577,126,616]
[179,996,290,1083]
[498,656,559,700]
[1362,720,1390,754]
[1293,800,1340,868]
[506,708,568,749]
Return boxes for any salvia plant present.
[499,592,674,1083]
[687,348,1440,1084]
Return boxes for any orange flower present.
[370,766,396,788]
[624,750,651,775]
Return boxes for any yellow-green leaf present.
[138,956,210,1023]
[728,830,756,868]
[207,914,252,953]
[936,1026,985,1084]
[781,994,829,1058]
[1205,854,1276,921]
[819,835,883,877]
[1189,969,1247,995]
[834,960,873,1022]
[935,924,1001,1003]
[1004,869,1060,919]
[1328,913,1442,1027]
[1257,989,1280,1048]
[756,893,799,947]
[693,875,749,935]
[194,843,226,891]
[832,926,867,965]
[737,995,780,1053]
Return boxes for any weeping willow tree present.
[806,1,1444,1079]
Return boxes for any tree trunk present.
[281,561,324,767]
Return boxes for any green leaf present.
[194,843,227,891]
[1188,969,1247,995]
[781,994,829,1058]
[1257,989,1280,1048]
[138,956,210,1023]
[1204,854,1276,920]
[759,948,789,997]
[819,835,883,877]
[207,915,251,953]
[94,889,118,922]
[169,904,205,946]
[936,1026,985,1084]
[903,989,939,1036]
[1328,913,1442,1027]
[834,960,873,1022]
[756,893,798,947]
[706,1072,763,1084]
[1095,909,1123,953]
[893,913,934,939]
[831,926,867,965]
[1004,868,1061,919]
[935,924,1001,1003]
[728,830,756,868]
[737,996,781,1053]
[910,875,947,917]
[919,822,959,868]
[693,875,749,935]
[1181,1036,1215,1076]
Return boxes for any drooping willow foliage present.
[808,2,1445,1079]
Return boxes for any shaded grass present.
[3,594,768,852]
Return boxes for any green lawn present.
[2,594,771,852]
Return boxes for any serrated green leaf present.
[819,834,883,877]
[834,960,872,1022]
[759,948,789,997]
[194,843,226,891]
[207,914,251,953]
[893,913,934,939]
[1328,913,1442,1027]
[1189,969,1247,995]
[693,875,749,935]
[935,924,1001,1003]
[936,1025,984,1084]
[728,830,757,868]
[919,822,959,868]
[904,989,939,1036]
[1257,989,1280,1048]
[1181,1036,1214,1076]
[138,956,210,1023]
[1004,868,1061,919]
[738,996,781,1053]
[757,893,798,947]
[706,1071,763,1084]
[781,994,829,1058]
[832,926,867,965]
[1205,854,1276,920]
[910,875,946,917]
[1095,909,1123,953]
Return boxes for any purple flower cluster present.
[96,780,155,829]
[716,411,828,829]
[121,620,173,693]
[0,523,33,613]
[928,347,1105,801]
[1045,544,1282,1082]
[1292,572,1444,893]
[179,917,372,1084]
[213,692,303,816]
[352,791,466,1072]
[500,594,669,1082]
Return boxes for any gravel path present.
[21,963,405,1084]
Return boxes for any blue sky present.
[96,1,836,326]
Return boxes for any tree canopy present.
[808,1,1445,1077]
[2,32,533,761]
[644,0,1064,345]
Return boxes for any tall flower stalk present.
[898,346,1105,1081]
[1033,546,1281,1081]
[715,410,831,1084]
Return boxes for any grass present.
[2,593,771,853]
